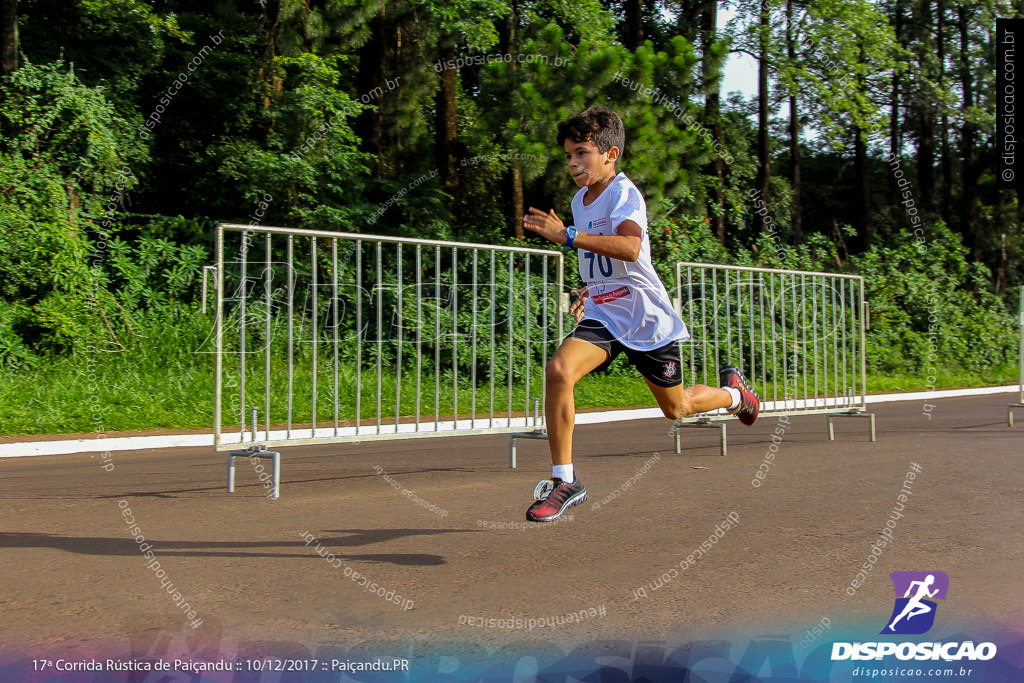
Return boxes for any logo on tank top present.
[592,286,630,305]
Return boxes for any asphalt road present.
[0,393,1021,669]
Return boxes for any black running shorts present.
[567,319,683,388]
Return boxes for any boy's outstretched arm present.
[523,207,642,262]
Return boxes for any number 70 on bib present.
[581,251,615,280]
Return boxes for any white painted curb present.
[1,384,1019,458]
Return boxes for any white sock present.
[725,387,741,411]
[552,464,574,483]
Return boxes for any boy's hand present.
[523,207,566,244]
[570,286,589,322]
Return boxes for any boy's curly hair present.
[556,107,625,169]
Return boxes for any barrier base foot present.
[827,410,876,442]
[509,430,548,469]
[1009,404,1024,427]
[227,445,281,498]
[672,418,727,456]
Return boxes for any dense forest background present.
[0,0,1021,432]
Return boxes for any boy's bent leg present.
[545,338,609,465]
[645,380,732,421]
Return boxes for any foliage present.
[0,0,1019,432]
[0,59,148,357]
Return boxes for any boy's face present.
[563,138,618,188]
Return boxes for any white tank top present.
[572,173,689,350]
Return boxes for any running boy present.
[522,106,759,523]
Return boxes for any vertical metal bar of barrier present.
[841,278,850,406]
[434,246,441,430]
[471,249,478,429]
[745,271,752,374]
[860,277,869,408]
[395,245,403,433]
[801,273,809,408]
[694,267,700,385]
[557,252,563,361]
[831,281,839,409]
[542,255,549,427]
[812,277,820,409]
[737,269,743,370]
[749,271,757,384]
[711,268,719,385]
[489,251,496,429]
[214,228,224,448]
[524,254,531,423]
[791,274,799,408]
[769,271,778,408]
[265,234,272,440]
[376,241,383,432]
[311,237,318,438]
[819,278,827,409]
[507,252,514,425]
[451,247,458,427]
[287,235,294,439]
[724,269,732,365]
[415,245,422,433]
[332,239,339,436]
[783,272,791,408]
[757,272,766,405]
[239,231,247,442]
[355,240,362,436]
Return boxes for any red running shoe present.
[525,476,587,522]
[720,365,760,425]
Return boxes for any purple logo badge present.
[881,571,949,635]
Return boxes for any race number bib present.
[577,249,628,283]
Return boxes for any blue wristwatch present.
[563,225,578,249]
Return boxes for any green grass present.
[1,314,1019,437]
[2,358,1019,437]
[864,363,1020,393]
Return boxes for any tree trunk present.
[499,1,525,239]
[511,163,524,240]
[702,0,726,244]
[888,0,902,207]
[854,126,873,250]
[625,0,644,51]
[355,6,387,172]
[958,6,980,258]
[435,44,459,212]
[1,0,17,77]
[786,0,802,244]
[754,2,771,205]
[937,0,953,223]
[916,0,935,212]
[916,119,935,213]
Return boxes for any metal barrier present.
[1009,285,1024,427]
[213,224,565,494]
[672,262,875,455]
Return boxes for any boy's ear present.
[606,145,620,164]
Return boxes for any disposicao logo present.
[831,571,997,662]
[881,571,948,635]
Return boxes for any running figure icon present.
[881,571,949,635]
[888,574,939,631]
